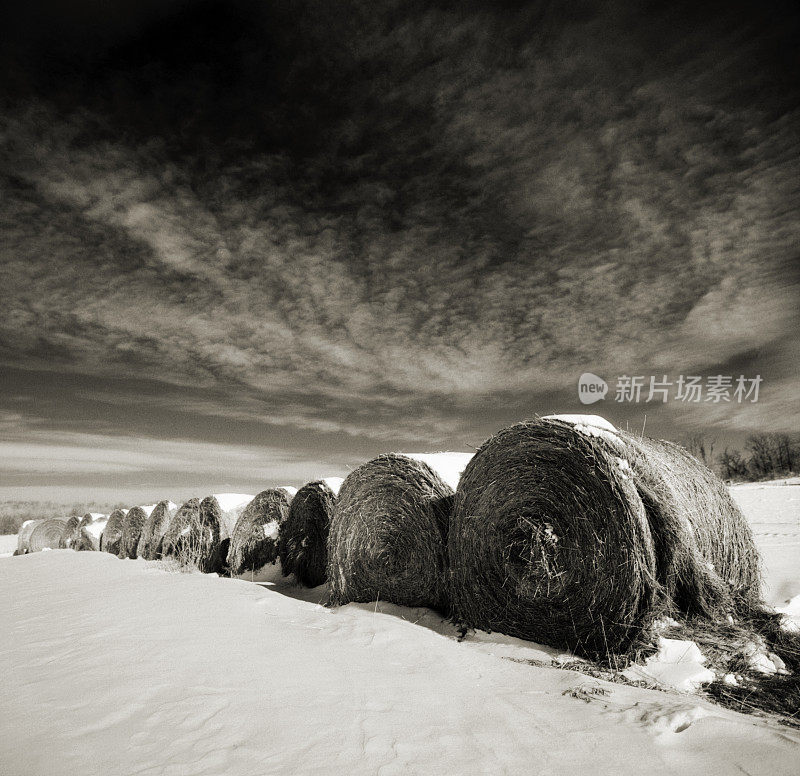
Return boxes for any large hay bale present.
[137,501,178,560]
[159,495,251,572]
[328,454,458,611]
[59,515,82,549]
[118,505,152,559]
[77,514,108,551]
[448,417,763,657]
[15,519,41,555]
[161,498,202,566]
[279,479,342,587]
[228,487,296,576]
[28,518,68,552]
[100,508,128,555]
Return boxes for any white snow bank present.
[401,452,473,490]
[277,485,298,498]
[624,638,715,691]
[0,535,17,557]
[2,552,799,776]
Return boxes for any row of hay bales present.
[14,414,767,661]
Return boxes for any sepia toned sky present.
[1,0,798,502]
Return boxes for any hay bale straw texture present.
[118,506,151,559]
[100,509,128,555]
[160,499,202,568]
[279,479,342,587]
[28,518,68,552]
[15,519,41,554]
[328,455,456,611]
[77,514,108,552]
[448,417,762,657]
[59,514,82,549]
[137,501,178,560]
[219,487,291,576]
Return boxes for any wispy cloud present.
[0,1,797,495]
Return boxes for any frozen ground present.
[0,479,798,775]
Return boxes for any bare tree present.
[684,433,715,467]
[717,447,748,481]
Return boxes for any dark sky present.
[0,0,798,502]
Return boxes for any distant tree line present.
[683,433,799,482]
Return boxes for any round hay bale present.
[77,515,108,551]
[100,508,128,555]
[118,506,150,559]
[137,501,177,560]
[73,513,106,551]
[228,487,296,577]
[161,498,228,571]
[328,454,456,611]
[28,518,68,552]
[620,433,762,615]
[59,514,82,549]
[15,519,41,555]
[448,417,763,657]
[161,498,201,564]
[279,479,342,587]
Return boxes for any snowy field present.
[0,480,798,776]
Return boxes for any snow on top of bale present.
[542,414,620,445]
[400,452,473,490]
[84,516,108,541]
[213,493,256,513]
[322,477,344,496]
[542,414,617,432]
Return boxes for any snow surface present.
[402,452,474,490]
[624,637,715,691]
[0,479,798,775]
[2,551,799,776]
[0,534,17,556]
[278,485,298,497]
[322,477,344,495]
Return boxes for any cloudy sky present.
[1,0,798,503]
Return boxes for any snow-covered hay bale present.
[77,515,108,552]
[279,479,342,587]
[224,487,294,576]
[27,518,67,552]
[160,498,202,568]
[118,506,150,559]
[137,501,177,560]
[14,519,41,554]
[448,417,763,657]
[59,515,82,549]
[100,509,128,555]
[328,455,456,611]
